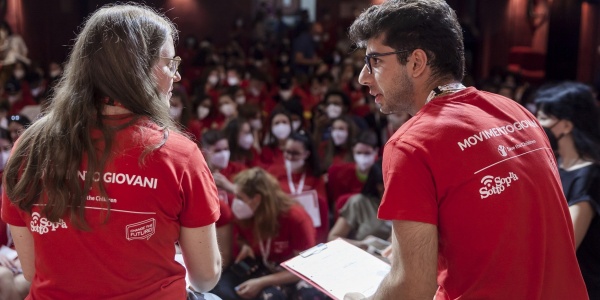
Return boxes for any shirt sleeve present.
[567,166,600,216]
[179,146,220,227]
[215,200,233,228]
[377,140,438,225]
[1,185,26,227]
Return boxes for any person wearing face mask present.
[225,67,246,88]
[534,82,600,299]
[291,22,323,76]
[211,168,326,300]
[328,160,390,248]
[327,130,379,215]
[320,116,357,173]
[260,109,292,167]
[217,93,238,125]
[266,132,329,243]
[224,118,260,168]
[312,91,367,151]
[169,89,207,143]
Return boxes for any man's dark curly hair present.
[349,0,465,82]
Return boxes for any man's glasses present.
[161,56,182,76]
[364,50,408,74]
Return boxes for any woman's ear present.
[562,119,574,135]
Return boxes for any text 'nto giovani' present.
[458,119,539,151]
[77,171,158,189]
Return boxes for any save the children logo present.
[479,172,519,199]
[497,145,507,157]
[30,212,68,235]
[125,218,156,241]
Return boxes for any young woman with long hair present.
[1,4,221,299]
[211,167,325,300]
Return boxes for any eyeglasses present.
[161,56,182,76]
[364,50,409,74]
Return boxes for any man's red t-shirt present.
[379,87,588,299]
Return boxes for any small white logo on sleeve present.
[126,218,156,241]
[479,172,519,199]
[30,212,67,235]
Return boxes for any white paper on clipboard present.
[281,239,391,300]
[291,189,321,227]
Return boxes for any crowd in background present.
[0,3,598,299]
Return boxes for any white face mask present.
[232,198,254,220]
[207,75,219,85]
[227,76,240,86]
[285,158,305,172]
[326,104,343,119]
[169,106,183,119]
[238,133,254,150]
[235,95,246,105]
[250,119,263,130]
[31,86,44,97]
[49,70,61,78]
[13,70,25,80]
[219,103,236,117]
[354,153,376,172]
[210,150,230,169]
[279,90,293,100]
[197,106,210,120]
[331,129,348,146]
[292,120,302,131]
[272,123,291,140]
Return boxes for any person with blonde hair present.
[1,4,221,299]
[211,167,325,300]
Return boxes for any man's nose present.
[357,64,370,86]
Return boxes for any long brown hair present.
[3,4,179,229]
[234,168,295,240]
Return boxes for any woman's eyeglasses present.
[161,56,182,76]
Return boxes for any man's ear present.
[408,49,429,78]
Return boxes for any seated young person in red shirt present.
[223,117,261,168]
[200,129,247,206]
[328,129,379,214]
[210,168,326,300]
[260,108,292,168]
[267,131,329,243]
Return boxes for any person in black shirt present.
[535,81,600,299]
